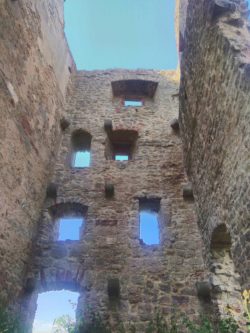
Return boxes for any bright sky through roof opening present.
[33,290,79,333]
[74,151,90,168]
[59,218,83,240]
[140,211,160,245]
[64,0,177,70]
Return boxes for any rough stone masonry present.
[0,0,249,331]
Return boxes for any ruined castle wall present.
[175,0,189,51]
[27,70,208,331]
[179,0,250,290]
[0,0,74,302]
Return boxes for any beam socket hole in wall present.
[106,129,138,161]
[58,217,84,241]
[71,129,92,168]
[32,290,79,333]
[139,198,160,245]
[124,99,143,107]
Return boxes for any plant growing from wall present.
[52,309,240,333]
[242,289,250,332]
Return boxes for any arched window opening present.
[139,198,160,245]
[106,129,138,161]
[71,129,92,168]
[32,290,79,333]
[210,224,244,325]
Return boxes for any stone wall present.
[180,0,250,292]
[0,0,74,303]
[24,70,208,332]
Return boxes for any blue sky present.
[59,217,83,240]
[64,0,177,70]
[140,211,160,245]
[33,291,79,333]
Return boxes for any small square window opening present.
[73,151,90,168]
[58,217,83,241]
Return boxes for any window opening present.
[71,129,91,168]
[113,143,132,161]
[58,217,83,241]
[139,199,160,245]
[115,154,129,161]
[32,290,79,333]
[124,100,143,107]
[73,151,90,168]
[105,130,138,161]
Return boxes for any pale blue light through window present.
[74,151,90,168]
[115,155,129,161]
[124,100,143,107]
[32,290,79,333]
[140,211,160,245]
[58,218,83,241]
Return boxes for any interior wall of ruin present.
[0,0,74,303]
[179,0,250,290]
[22,70,208,331]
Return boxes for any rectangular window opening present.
[139,199,160,245]
[115,154,129,161]
[124,100,143,107]
[58,217,83,241]
[73,151,90,168]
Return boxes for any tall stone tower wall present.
[24,70,207,332]
[180,0,250,290]
[0,0,74,302]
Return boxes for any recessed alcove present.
[105,129,138,161]
[111,79,158,98]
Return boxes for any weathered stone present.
[1,0,248,331]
